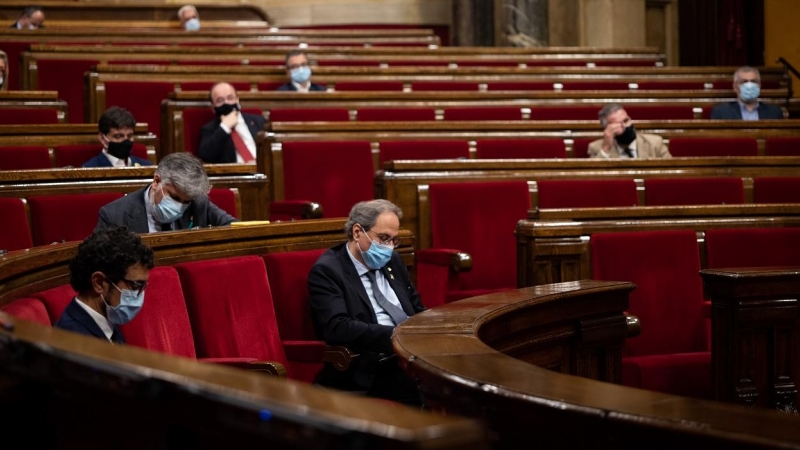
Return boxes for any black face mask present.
[614,124,637,147]
[107,139,133,160]
[214,103,239,117]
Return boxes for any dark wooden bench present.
[0,2,271,22]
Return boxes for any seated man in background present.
[277,50,326,92]
[178,4,200,31]
[588,103,671,159]
[0,50,8,90]
[308,199,426,406]
[11,6,45,29]
[84,106,152,168]
[198,82,266,164]
[95,152,236,233]
[55,226,153,343]
[710,66,784,120]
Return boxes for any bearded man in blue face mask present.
[94,152,236,233]
[276,50,326,92]
[308,199,426,406]
[710,66,784,120]
[55,227,153,343]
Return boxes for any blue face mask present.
[184,18,200,31]
[739,81,760,102]
[291,66,312,85]
[152,184,190,224]
[104,282,145,325]
[357,228,394,269]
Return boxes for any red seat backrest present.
[636,81,707,90]
[485,82,554,91]
[334,82,404,91]
[443,107,524,121]
[181,107,215,155]
[429,181,531,291]
[257,81,289,91]
[269,108,350,122]
[537,179,638,208]
[53,144,149,167]
[281,141,374,218]
[411,82,480,91]
[262,249,326,341]
[668,137,758,157]
[32,285,77,325]
[527,106,597,120]
[705,228,800,269]
[475,139,566,159]
[104,81,175,137]
[0,108,59,125]
[207,188,238,219]
[27,193,124,247]
[379,140,469,165]
[560,82,630,90]
[36,58,99,123]
[753,177,800,204]
[573,138,597,158]
[625,105,696,120]
[0,146,51,170]
[591,230,707,356]
[765,137,800,156]
[0,198,33,252]
[1,298,51,327]
[356,107,436,121]
[179,81,250,92]
[644,177,744,206]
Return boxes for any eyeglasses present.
[361,226,402,248]
[119,278,148,296]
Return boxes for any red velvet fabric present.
[705,228,800,268]
[765,137,800,156]
[390,60,450,67]
[181,108,215,155]
[356,108,436,121]
[317,60,381,67]
[753,177,800,203]
[644,177,744,206]
[120,267,197,359]
[257,82,288,91]
[53,144,148,167]
[636,81,707,90]
[0,198,33,252]
[475,139,566,159]
[527,106,597,120]
[668,137,758,157]
[269,108,350,122]
[0,108,59,125]
[573,138,596,158]
[334,82,404,91]
[456,61,519,67]
[443,107,524,121]
[416,248,461,308]
[179,81,251,92]
[107,60,171,66]
[537,179,638,209]
[263,249,326,341]
[485,82,555,91]
[281,141,374,218]
[32,285,77,325]
[27,193,124,247]
[0,146,51,170]
[411,82,479,91]
[378,140,469,165]
[207,188,238,219]
[622,352,712,399]
[104,81,175,137]
[174,256,290,373]
[559,82,630,90]
[268,200,318,222]
[36,58,99,123]
[624,105,696,120]
[1,298,51,327]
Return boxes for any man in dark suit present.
[11,6,45,29]
[276,50,326,92]
[710,66,784,120]
[83,106,152,168]
[55,226,153,343]
[95,152,236,233]
[197,82,266,164]
[308,199,426,406]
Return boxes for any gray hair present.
[155,153,210,199]
[733,66,760,84]
[177,4,198,20]
[344,199,403,239]
[598,103,625,128]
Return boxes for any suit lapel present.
[126,187,151,233]
[636,134,650,158]
[67,301,108,340]
[336,245,374,313]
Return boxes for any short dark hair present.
[285,49,308,65]
[69,227,154,293]
[98,106,136,135]
[22,6,43,17]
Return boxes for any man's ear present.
[91,271,107,294]
[97,132,106,148]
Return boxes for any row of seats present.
[0,143,150,170]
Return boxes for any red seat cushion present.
[624,105,696,120]
[180,81,251,92]
[527,106,598,121]
[269,108,350,122]
[668,137,758,157]
[537,179,638,209]
[444,107,524,121]
[334,82,404,91]
[0,198,33,252]
[262,249,326,341]
[379,140,469,165]
[1,298,51,326]
[753,177,800,203]
[37,58,99,123]
[411,82,479,91]
[32,285,77,325]
[0,108,59,125]
[486,82,554,91]
[54,144,148,167]
[27,193,124,246]
[476,139,566,159]
[0,146,51,170]
[207,188,238,219]
[765,137,800,156]
[705,228,800,269]
[181,108,216,155]
[644,177,744,206]
[104,81,175,137]
[356,107,435,121]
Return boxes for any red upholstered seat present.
[174,256,291,375]
[27,193,124,247]
[0,146,51,170]
[179,81,251,92]
[485,82,555,91]
[475,139,566,159]
[258,81,292,91]
[765,137,800,156]
[207,188,238,219]
[317,60,381,67]
[54,144,149,167]
[0,198,33,252]
[559,82,630,90]
[0,108,59,125]
[592,230,711,399]
[263,249,328,383]
[36,58,99,122]
[1,298,51,327]
[411,82,480,91]
[669,137,758,157]
[378,140,469,165]
[636,81,707,90]
[573,138,597,158]
[705,228,800,269]
[644,177,744,206]
[181,108,215,155]
[334,82,404,91]
[527,106,597,120]
[624,105,696,120]
[269,108,350,122]
[356,107,435,121]
[456,61,519,67]
[753,177,800,203]
[537,179,638,209]
[417,181,531,307]
[443,107,524,121]
[104,81,175,137]
[108,60,171,66]
[280,141,374,218]
[32,285,77,325]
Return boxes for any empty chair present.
[486,82,554,91]
[1,298,51,326]
[207,188,239,219]
[32,284,77,325]
[268,108,350,122]
[644,177,744,206]
[537,179,638,209]
[27,193,124,246]
[411,82,479,91]
[179,81,250,92]
[378,140,469,165]
[765,137,800,156]
[104,81,174,136]
[54,144,149,167]
[36,58,98,122]
[668,137,758,157]
[753,177,800,204]
[592,230,711,399]
[334,82,404,91]
[0,198,33,252]
[356,107,436,121]
[476,139,566,159]
[443,107,525,121]
[0,108,59,125]
[527,106,598,120]
[705,227,800,269]
[0,146,51,170]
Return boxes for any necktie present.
[623,147,635,158]
[364,270,408,325]
[230,129,254,163]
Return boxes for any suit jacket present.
[54,298,125,344]
[709,101,784,120]
[82,153,153,168]
[276,82,326,92]
[94,186,236,234]
[587,132,671,159]
[197,112,266,164]
[308,242,425,391]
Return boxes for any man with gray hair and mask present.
[95,153,236,233]
[710,66,784,120]
[587,103,671,159]
[177,4,200,31]
[308,199,426,406]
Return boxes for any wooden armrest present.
[323,345,360,371]
[625,313,641,338]
[417,248,473,273]
[199,358,287,378]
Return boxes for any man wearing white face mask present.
[178,5,201,31]
[94,153,236,233]
[55,227,154,343]
[308,200,426,406]
[276,50,326,92]
[710,66,784,120]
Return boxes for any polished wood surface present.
[0,1,270,22]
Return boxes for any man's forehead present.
[288,55,308,64]
[608,109,630,121]
[109,127,134,135]
[212,84,235,98]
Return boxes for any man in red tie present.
[197,82,267,164]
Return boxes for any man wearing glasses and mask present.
[588,103,671,159]
[276,50,326,93]
[308,199,426,406]
[84,106,152,168]
[55,227,153,343]
[95,152,236,233]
